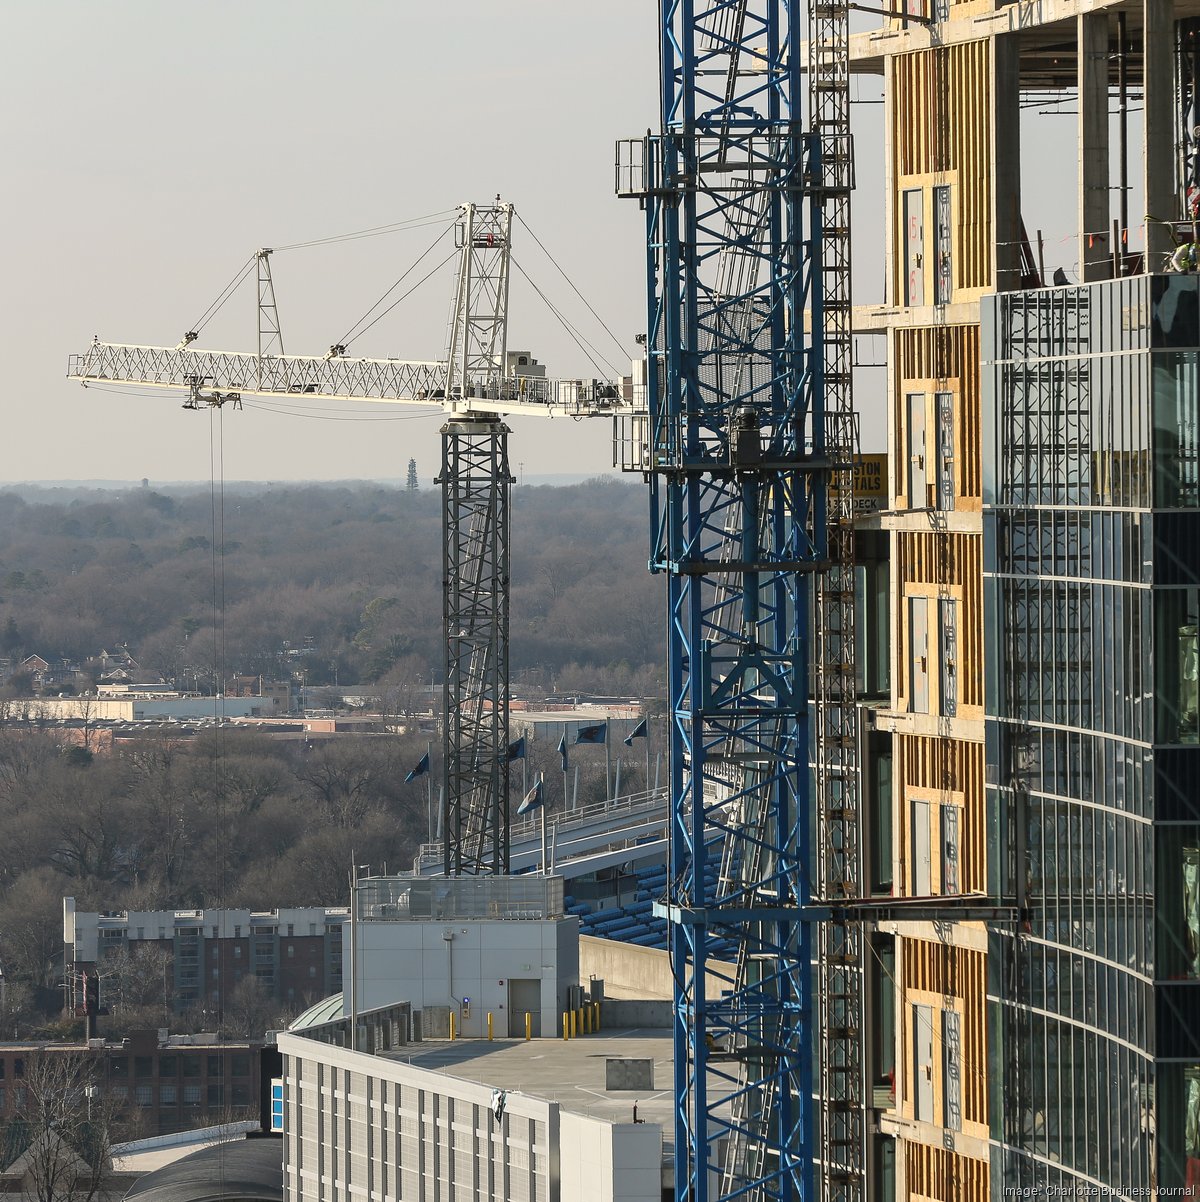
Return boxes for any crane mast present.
[68,199,624,878]
[620,0,839,1196]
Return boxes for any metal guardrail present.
[357,873,564,921]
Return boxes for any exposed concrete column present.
[1144,0,1176,265]
[991,34,1022,292]
[1079,13,1112,280]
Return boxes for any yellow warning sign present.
[852,453,887,514]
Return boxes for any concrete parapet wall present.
[580,935,734,1002]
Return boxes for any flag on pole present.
[506,736,526,762]
[557,732,569,772]
[516,777,544,816]
[574,722,607,745]
[623,718,648,747]
[404,752,430,783]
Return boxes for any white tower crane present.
[67,198,628,876]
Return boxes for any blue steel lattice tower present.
[620,3,827,1197]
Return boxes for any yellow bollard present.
[525,1012,532,1041]
[594,1001,601,1031]
[487,1012,493,1041]
[562,1012,569,1040]
[449,1010,456,1042]
[569,1009,577,1039]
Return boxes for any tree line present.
[0,477,663,698]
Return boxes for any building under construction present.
[855,0,1200,1195]
[62,0,1200,1195]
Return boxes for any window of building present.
[232,1083,251,1107]
[159,1055,177,1076]
[907,594,959,718]
[908,997,965,1132]
[0,1060,5,1079]
[207,1055,221,1077]
[232,1054,251,1078]
[867,731,894,896]
[207,1083,223,1107]
[135,1084,152,1107]
[182,1056,200,1078]
[234,925,242,938]
[869,934,896,1108]
[233,946,242,959]
[183,1084,201,1105]
[0,1086,5,1110]
[12,1059,23,1079]
[160,1084,177,1105]
[286,945,294,959]
[110,1086,126,1104]
[1157,588,1199,744]
[308,965,317,978]
[134,1056,153,1078]
[212,967,219,979]
[1157,827,1200,980]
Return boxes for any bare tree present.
[100,943,173,1031]
[12,1052,127,1202]
[221,974,298,1041]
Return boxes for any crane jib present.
[67,344,628,419]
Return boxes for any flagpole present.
[426,740,433,841]
[540,803,547,876]
[645,733,651,796]
[605,724,612,802]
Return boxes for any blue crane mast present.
[619,2,851,1197]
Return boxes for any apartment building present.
[63,901,346,1015]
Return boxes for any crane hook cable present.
[335,221,458,349]
[514,212,634,362]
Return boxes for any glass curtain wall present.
[983,276,1200,1194]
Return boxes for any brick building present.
[0,1030,262,1137]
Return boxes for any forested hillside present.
[0,477,662,696]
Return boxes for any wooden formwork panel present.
[905,1140,990,1202]
[893,324,982,509]
[895,531,984,714]
[892,39,993,298]
[895,733,986,895]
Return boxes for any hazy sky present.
[2,4,1110,485]
[2,1,662,484]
